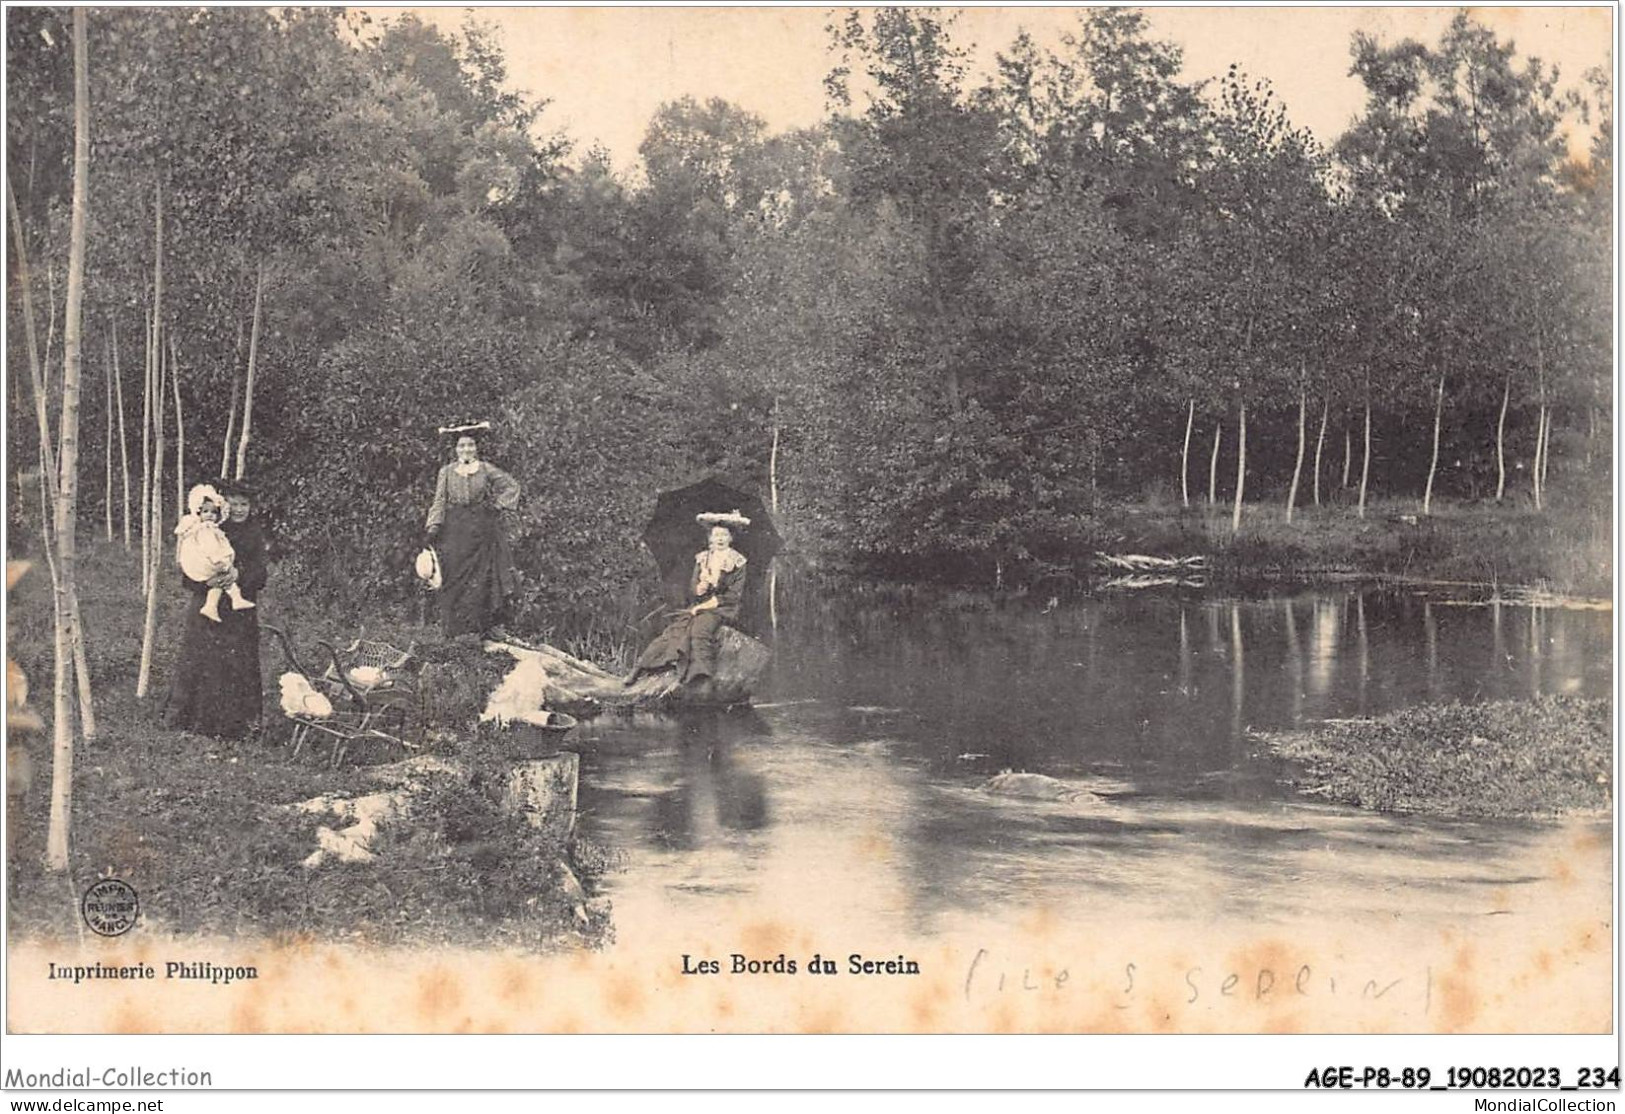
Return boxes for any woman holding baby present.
[165,479,269,739]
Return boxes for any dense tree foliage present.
[8,8,1611,620]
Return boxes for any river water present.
[570,585,1612,1023]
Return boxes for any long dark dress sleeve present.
[225,519,269,600]
[482,462,521,510]
[426,465,450,530]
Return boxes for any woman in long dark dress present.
[165,481,269,738]
[425,428,521,639]
[625,520,748,692]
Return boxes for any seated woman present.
[626,516,749,693]
[425,423,521,641]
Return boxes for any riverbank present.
[1097,497,1611,596]
[815,496,1611,599]
[5,540,611,949]
[1261,697,1612,820]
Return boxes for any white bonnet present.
[187,483,225,518]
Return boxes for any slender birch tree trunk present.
[1358,394,1372,521]
[234,263,264,481]
[220,317,242,478]
[9,181,64,699]
[136,348,166,699]
[142,180,162,583]
[43,264,58,412]
[1494,373,1510,502]
[1537,408,1552,506]
[1423,368,1445,517]
[1230,402,1247,535]
[1312,396,1328,506]
[140,309,152,584]
[1533,332,1549,510]
[113,319,130,549]
[1342,427,1352,489]
[46,9,92,869]
[170,336,184,512]
[1208,424,1221,506]
[11,242,79,759]
[768,399,780,634]
[1532,405,1546,510]
[1180,397,1194,508]
[104,338,113,540]
[1285,381,1306,523]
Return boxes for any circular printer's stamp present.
[81,878,139,937]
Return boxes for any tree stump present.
[501,751,579,845]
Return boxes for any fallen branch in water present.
[1095,552,1209,572]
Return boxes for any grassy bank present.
[1261,697,1612,820]
[1096,497,1611,595]
[5,538,612,949]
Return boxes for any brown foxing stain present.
[1532,950,1553,977]
[414,967,462,1024]
[111,1004,151,1034]
[604,974,644,1020]
[232,977,271,1033]
[1019,903,1061,941]
[1225,938,1295,1009]
[1571,824,1610,853]
[229,1000,264,1032]
[1078,1003,1117,1035]
[739,920,787,955]
[1464,6,1523,31]
[1262,1011,1304,1035]
[797,1007,846,1034]
[853,827,891,861]
[986,1004,1016,1034]
[907,989,938,1030]
[1437,944,1479,1033]
[715,995,735,1019]
[497,961,531,1003]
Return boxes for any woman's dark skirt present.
[438,503,516,637]
[165,601,263,739]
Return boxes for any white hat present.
[415,547,442,590]
[696,509,751,529]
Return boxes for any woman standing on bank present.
[425,422,521,640]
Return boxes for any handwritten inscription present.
[963,948,1431,1015]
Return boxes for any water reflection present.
[649,714,771,850]
[577,586,1611,938]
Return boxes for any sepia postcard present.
[2,2,1616,1092]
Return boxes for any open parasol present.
[641,476,781,633]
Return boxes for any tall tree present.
[45,7,92,871]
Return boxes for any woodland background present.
[7,7,1613,630]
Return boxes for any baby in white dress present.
[175,484,255,623]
